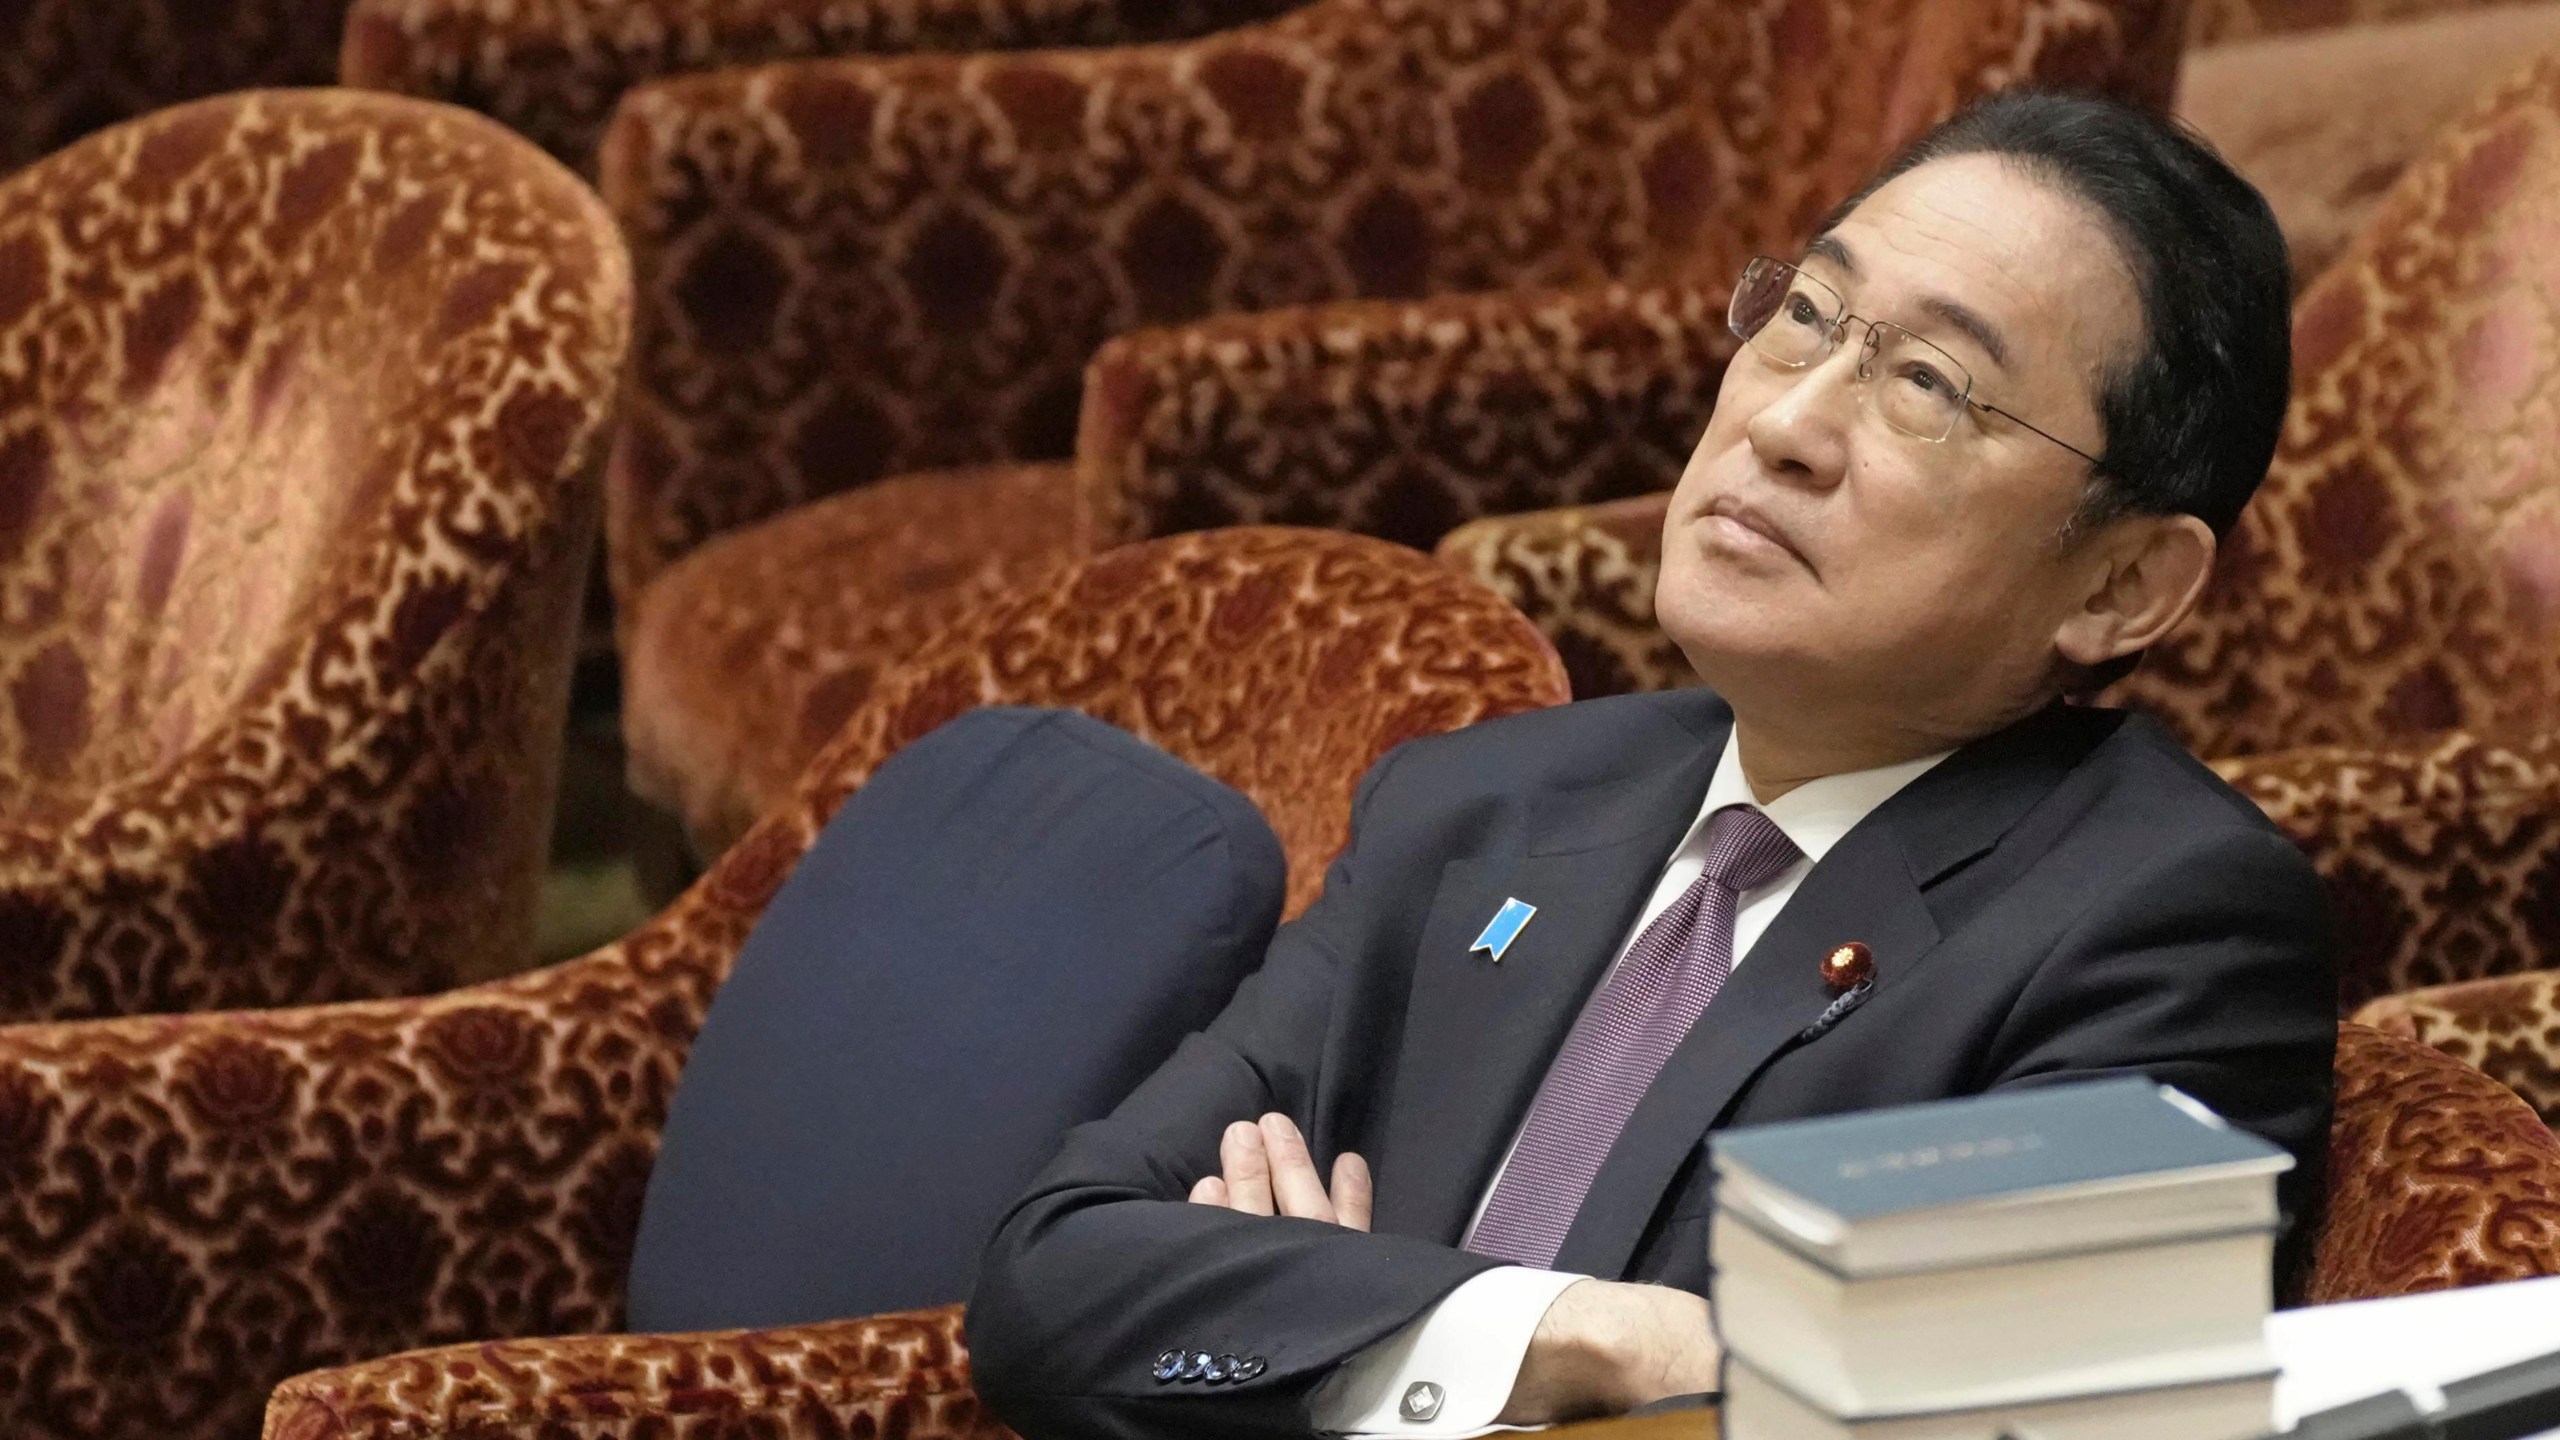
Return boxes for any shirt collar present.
[1692,731,1953,866]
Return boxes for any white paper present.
[2269,1274,2560,1431]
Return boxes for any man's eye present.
[1785,294,1824,326]
[1897,360,1954,395]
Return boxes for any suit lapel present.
[1548,701,2112,1279]
[1371,700,1731,1246]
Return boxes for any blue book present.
[1711,1077,2292,1276]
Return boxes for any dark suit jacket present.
[966,691,2338,1440]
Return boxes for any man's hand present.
[1186,1113,1372,1231]
[1496,1278,1720,1425]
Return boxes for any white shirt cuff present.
[1309,1266,1589,1437]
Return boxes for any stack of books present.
[1710,1077,2294,1440]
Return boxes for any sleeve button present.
[1180,1351,1215,1382]
[1151,1349,1185,1383]
[1231,1356,1267,1382]
[1202,1354,1237,1383]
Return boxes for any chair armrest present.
[2302,1024,2560,1304]
[339,0,1296,172]
[2354,970,2560,1127]
[2209,730,2560,1012]
[0,813,813,1440]
[262,1304,1011,1440]
[1434,491,1682,700]
[1076,283,1727,554]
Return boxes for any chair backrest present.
[0,90,631,1016]
[0,0,353,175]
[2114,49,2560,759]
[1437,490,1689,700]
[0,90,628,811]
[339,0,1308,174]
[597,0,2186,599]
[2301,1023,2560,1303]
[2354,970,2560,1127]
[794,526,1570,915]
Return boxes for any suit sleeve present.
[966,746,1506,1440]
[1979,823,2338,1277]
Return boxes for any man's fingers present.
[1188,1175,1229,1206]
[1259,1113,1337,1224]
[1220,1120,1276,1216]
[1332,1152,1374,1233]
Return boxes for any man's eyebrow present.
[1918,295,2012,373]
[1804,233,2012,371]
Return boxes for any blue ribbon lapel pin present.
[1470,898,1538,963]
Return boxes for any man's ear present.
[2052,512,2216,668]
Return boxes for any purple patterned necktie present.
[1466,804,1803,1268]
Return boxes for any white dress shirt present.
[1311,733,1950,1436]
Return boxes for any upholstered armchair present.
[605,0,2186,855]
[0,0,356,174]
[338,0,1303,176]
[1440,48,2560,1011]
[2357,970,2560,1126]
[0,527,1566,1440]
[627,283,1737,851]
[0,92,631,1023]
[243,1023,2560,1437]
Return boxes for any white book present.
[1713,1209,2277,1416]
[1722,1356,2278,1440]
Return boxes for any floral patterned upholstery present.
[621,463,1085,851]
[2300,1023,2560,1302]
[339,0,1303,177]
[596,0,2187,608]
[607,1,2182,857]
[626,283,1731,850]
[0,91,631,1022]
[0,0,356,175]
[1438,490,1696,701]
[0,527,1564,1440]
[2357,970,2560,1126]
[1447,49,2560,1007]
[240,1025,2560,1437]
[261,1304,1008,1439]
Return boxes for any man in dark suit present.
[968,92,2330,1439]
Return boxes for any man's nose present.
[1742,339,1858,487]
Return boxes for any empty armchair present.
[605,0,2186,857]
[338,0,1302,175]
[0,91,631,1022]
[627,282,1735,851]
[0,528,1566,1440]
[249,1024,2560,1437]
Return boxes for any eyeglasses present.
[1727,256,2101,467]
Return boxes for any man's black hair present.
[1821,90,2292,540]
